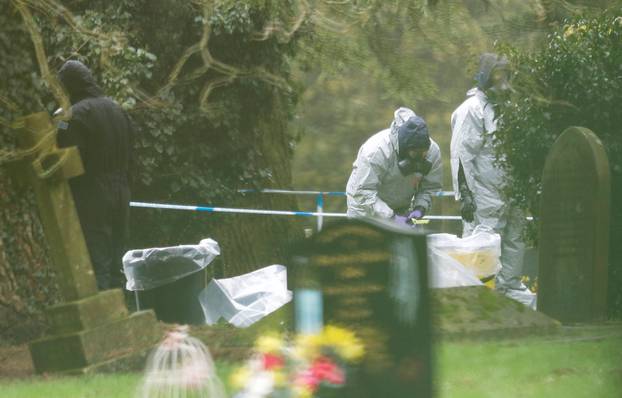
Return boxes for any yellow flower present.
[294,333,321,360]
[229,367,250,389]
[273,370,287,387]
[292,384,314,398]
[320,325,365,362]
[255,334,283,354]
[337,339,365,362]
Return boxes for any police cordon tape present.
[130,188,533,224]
[130,201,348,218]
[237,189,459,230]
[130,201,465,221]
[238,189,456,197]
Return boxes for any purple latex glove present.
[408,207,425,220]
[393,215,410,226]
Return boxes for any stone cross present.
[538,126,610,323]
[8,112,160,373]
[12,112,97,301]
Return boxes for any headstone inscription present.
[7,112,161,373]
[538,126,610,323]
[291,217,432,397]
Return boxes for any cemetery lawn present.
[437,327,622,398]
[1,326,621,398]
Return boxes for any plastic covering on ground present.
[199,264,292,328]
[123,238,220,291]
[427,225,502,288]
[427,242,483,288]
[501,286,538,310]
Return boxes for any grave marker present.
[7,112,161,373]
[538,126,610,323]
[291,217,432,397]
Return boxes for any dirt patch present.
[0,344,34,378]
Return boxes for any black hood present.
[58,60,104,104]
[397,115,430,157]
[474,53,508,91]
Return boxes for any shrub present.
[494,8,622,317]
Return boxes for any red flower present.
[295,369,321,392]
[262,353,284,370]
[310,356,345,385]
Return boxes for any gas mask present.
[396,115,431,176]
[397,153,432,177]
[489,68,511,94]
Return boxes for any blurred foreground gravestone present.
[291,217,432,397]
[6,112,161,373]
[538,126,610,323]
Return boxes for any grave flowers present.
[231,325,365,398]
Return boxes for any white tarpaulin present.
[427,243,483,288]
[427,225,502,288]
[123,238,220,291]
[200,264,292,328]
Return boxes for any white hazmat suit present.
[450,55,534,307]
[347,107,443,219]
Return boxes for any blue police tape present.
[130,201,348,218]
[130,201,534,221]
[128,201,474,220]
[238,189,456,197]
[238,188,346,196]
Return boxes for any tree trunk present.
[210,89,304,277]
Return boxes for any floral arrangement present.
[231,325,365,398]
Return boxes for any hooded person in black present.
[56,60,133,290]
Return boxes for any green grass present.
[1,373,140,398]
[1,364,236,398]
[2,334,621,398]
[437,334,622,398]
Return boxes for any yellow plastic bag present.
[447,249,499,279]
[428,225,501,281]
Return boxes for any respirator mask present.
[398,152,432,177]
[397,115,432,177]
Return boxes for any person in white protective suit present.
[346,107,443,225]
[450,53,535,307]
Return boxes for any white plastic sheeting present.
[427,243,483,288]
[427,225,502,288]
[200,264,292,328]
[123,238,220,291]
[427,227,537,309]
[503,287,537,310]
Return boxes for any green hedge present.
[494,8,622,318]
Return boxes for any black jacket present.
[57,61,133,232]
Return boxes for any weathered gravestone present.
[291,217,432,397]
[538,126,610,323]
[7,112,161,373]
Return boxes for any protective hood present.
[390,107,418,153]
[58,60,104,104]
[390,107,417,133]
[397,115,430,155]
[474,53,508,91]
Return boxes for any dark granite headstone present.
[291,217,432,397]
[538,127,610,323]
